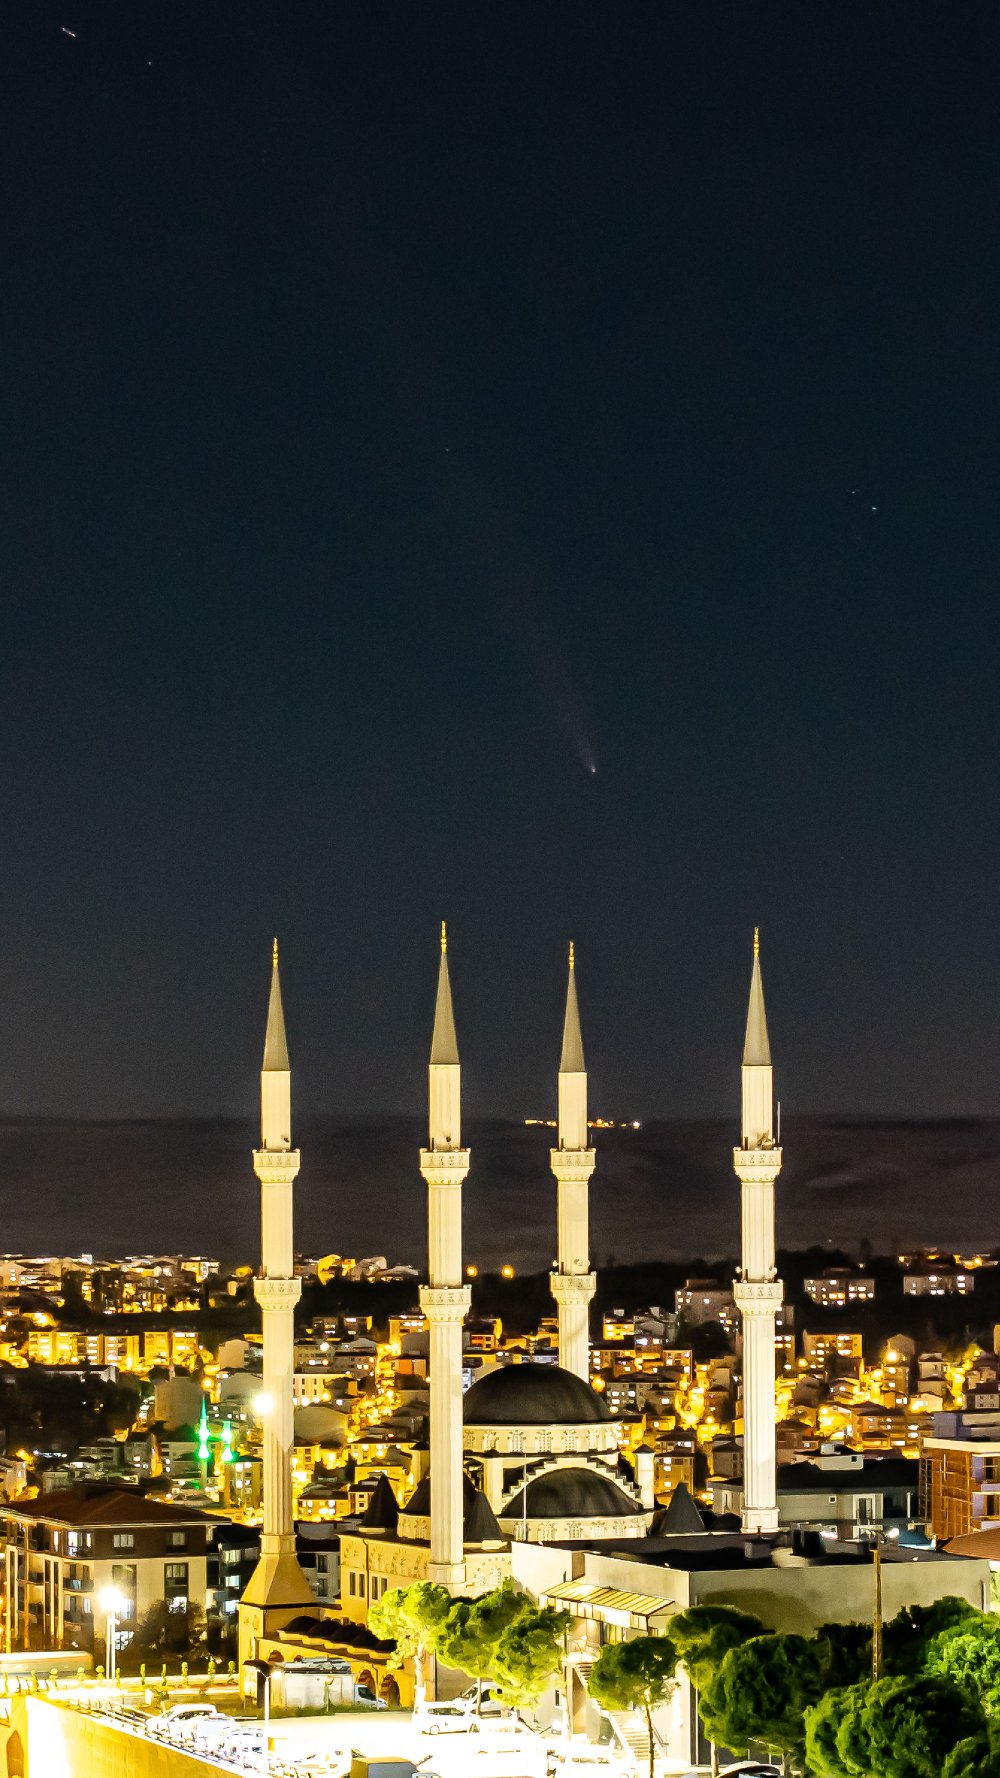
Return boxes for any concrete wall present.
[689,1554,991,1636]
[7,1695,219,1777]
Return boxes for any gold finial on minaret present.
[753,926,760,959]
[440,920,447,955]
[272,936,279,968]
[568,940,575,971]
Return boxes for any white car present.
[158,1702,219,1724]
[355,1682,388,1710]
[415,1699,478,1734]
[459,1683,505,1718]
[718,1764,782,1777]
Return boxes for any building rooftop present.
[2,1484,210,1528]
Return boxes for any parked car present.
[349,1762,442,1778]
[158,1702,219,1724]
[718,1764,782,1777]
[414,1699,476,1734]
[459,1682,505,1717]
[355,1682,388,1710]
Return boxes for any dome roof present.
[503,1467,643,1520]
[464,1363,611,1427]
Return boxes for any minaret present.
[418,924,472,1589]
[732,928,783,1535]
[239,941,313,1661]
[550,942,596,1382]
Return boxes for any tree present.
[669,1604,765,1692]
[367,1581,451,1706]
[925,1615,1000,1714]
[120,1602,206,1674]
[436,1582,531,1707]
[882,1595,980,1676]
[942,1734,1000,1778]
[803,1685,856,1778]
[814,1619,872,1689]
[588,1635,678,1778]
[699,1632,828,1765]
[862,1673,988,1778]
[491,1608,572,1714]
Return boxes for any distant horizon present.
[0,1114,997,1271]
[0,1108,997,1129]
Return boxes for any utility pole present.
[872,1540,883,1680]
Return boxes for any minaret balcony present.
[549,1148,596,1183]
[420,1284,472,1324]
[550,1270,596,1304]
[253,1148,301,1184]
[419,1148,471,1188]
[732,1146,782,1184]
[733,1279,783,1313]
[254,1276,302,1310]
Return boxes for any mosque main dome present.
[463,1362,611,1427]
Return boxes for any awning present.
[541,1579,672,1629]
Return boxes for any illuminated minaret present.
[239,941,312,1661]
[733,929,782,1535]
[550,943,596,1382]
[419,924,471,1589]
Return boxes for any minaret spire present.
[263,938,290,1076]
[559,941,586,1076]
[741,926,774,1147]
[732,928,783,1537]
[430,925,459,1069]
[419,926,471,1588]
[240,942,312,1660]
[743,927,771,1069]
[551,942,596,1382]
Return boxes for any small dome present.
[463,1363,610,1427]
[503,1467,642,1520]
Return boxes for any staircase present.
[567,1655,669,1776]
[603,1707,668,1775]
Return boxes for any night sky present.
[5,3,1000,1125]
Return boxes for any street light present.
[99,1586,124,1682]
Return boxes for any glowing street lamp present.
[99,1586,124,1682]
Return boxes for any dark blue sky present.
[3,2,1000,1122]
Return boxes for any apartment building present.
[804,1268,876,1308]
[1,1486,211,1653]
[921,1436,1000,1542]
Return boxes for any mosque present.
[239,928,781,1659]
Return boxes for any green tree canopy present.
[367,1580,452,1703]
[863,1673,988,1778]
[882,1596,981,1676]
[700,1631,828,1762]
[814,1619,872,1689]
[942,1734,1000,1778]
[834,1680,877,1778]
[925,1615,1000,1714]
[491,1607,572,1711]
[436,1582,531,1696]
[668,1604,764,1693]
[803,1684,857,1778]
[588,1635,678,1778]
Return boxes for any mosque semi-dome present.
[463,1362,611,1427]
[502,1467,643,1521]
